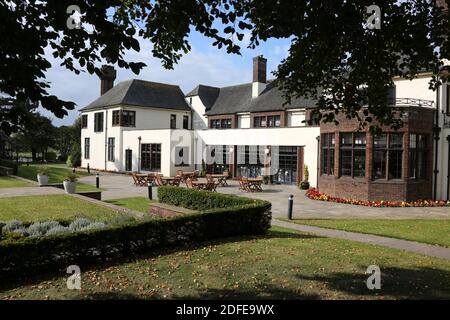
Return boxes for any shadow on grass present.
[295,266,450,300]
[80,284,320,300]
[0,229,320,292]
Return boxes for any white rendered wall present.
[238,114,251,128]
[188,96,208,130]
[195,127,320,187]
[287,110,306,127]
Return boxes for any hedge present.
[0,159,18,175]
[0,187,271,277]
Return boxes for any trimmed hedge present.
[0,187,271,277]
[0,159,18,175]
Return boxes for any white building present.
[80,58,450,201]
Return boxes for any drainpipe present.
[316,135,320,190]
[433,87,441,201]
[104,109,108,171]
[447,135,450,201]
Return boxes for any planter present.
[63,180,76,194]
[300,181,310,190]
[37,174,49,185]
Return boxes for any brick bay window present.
[339,132,366,178]
[373,133,403,180]
[409,134,428,180]
[321,133,335,175]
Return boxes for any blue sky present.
[40,30,291,127]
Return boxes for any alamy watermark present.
[366,5,381,30]
[66,5,82,30]
[366,265,381,290]
[66,265,81,290]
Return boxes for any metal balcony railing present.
[391,98,435,108]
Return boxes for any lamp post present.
[138,136,142,173]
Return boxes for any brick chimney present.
[252,55,267,98]
[99,65,116,95]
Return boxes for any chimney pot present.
[99,65,116,95]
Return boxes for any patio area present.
[78,172,450,219]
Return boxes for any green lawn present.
[106,197,156,213]
[1,226,449,300]
[16,164,99,192]
[0,176,34,188]
[285,219,450,247]
[0,194,123,223]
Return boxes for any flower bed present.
[306,188,450,208]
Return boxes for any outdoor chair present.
[155,174,166,186]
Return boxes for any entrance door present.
[273,146,299,184]
[125,149,132,172]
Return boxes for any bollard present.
[148,182,153,200]
[87,164,90,174]
[287,194,294,220]
[72,167,76,173]
[96,173,100,189]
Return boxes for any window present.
[373,133,403,180]
[388,134,403,179]
[268,115,281,127]
[81,115,88,129]
[409,134,428,180]
[108,138,115,162]
[94,112,104,132]
[170,114,177,129]
[353,133,366,177]
[447,84,450,114]
[253,115,281,128]
[141,144,161,171]
[112,110,120,126]
[209,118,232,129]
[183,115,189,129]
[121,110,136,127]
[339,133,366,177]
[340,133,353,176]
[175,147,189,166]
[84,138,90,159]
[321,133,335,175]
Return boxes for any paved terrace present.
[78,172,450,220]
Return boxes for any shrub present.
[64,173,78,182]
[37,166,49,175]
[0,159,18,175]
[68,218,91,231]
[46,225,69,236]
[3,220,23,232]
[80,222,106,231]
[0,188,271,277]
[27,221,61,237]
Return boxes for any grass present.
[1,226,449,300]
[284,219,450,247]
[106,197,156,213]
[16,164,100,192]
[0,194,123,223]
[0,176,34,188]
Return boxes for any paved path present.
[78,173,450,219]
[0,186,64,198]
[273,219,450,260]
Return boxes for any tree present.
[1,1,449,129]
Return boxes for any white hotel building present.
[80,57,450,202]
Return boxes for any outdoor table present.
[247,178,263,192]
[161,177,180,186]
[135,174,149,186]
[191,180,210,190]
[210,174,228,186]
